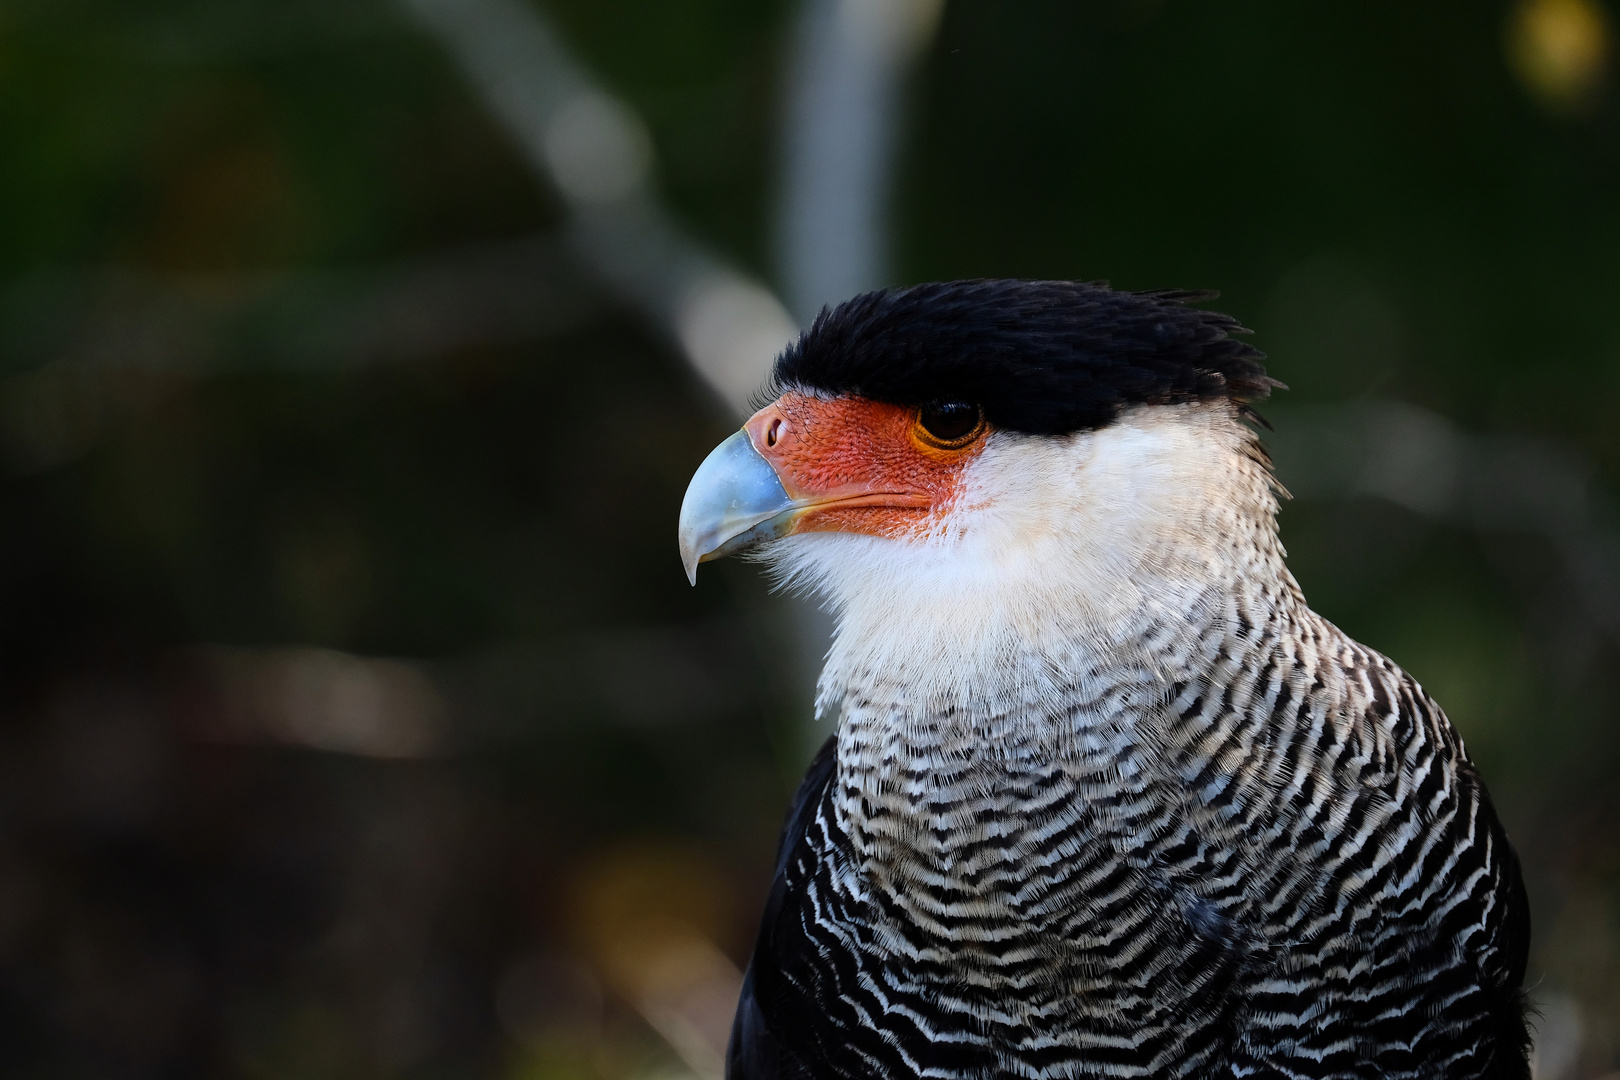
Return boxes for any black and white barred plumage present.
[686,281,1529,1080]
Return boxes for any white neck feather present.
[756,403,1295,723]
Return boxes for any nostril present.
[766,417,782,447]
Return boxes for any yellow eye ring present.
[913,402,984,450]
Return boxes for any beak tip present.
[678,539,697,586]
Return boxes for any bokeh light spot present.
[1506,0,1612,113]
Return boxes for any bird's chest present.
[826,710,1162,991]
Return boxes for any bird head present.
[678,280,1285,708]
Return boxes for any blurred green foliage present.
[0,0,1617,1077]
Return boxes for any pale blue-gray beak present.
[678,430,800,584]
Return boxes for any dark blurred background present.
[2,0,1618,1077]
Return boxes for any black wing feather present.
[1471,766,1533,1080]
[726,736,838,1080]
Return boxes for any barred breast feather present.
[731,589,1528,1080]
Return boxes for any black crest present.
[771,279,1276,435]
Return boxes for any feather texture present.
[733,602,1528,1079]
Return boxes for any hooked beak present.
[677,430,802,585]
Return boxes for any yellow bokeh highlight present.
[1506,0,1613,112]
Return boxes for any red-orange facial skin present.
[743,392,989,540]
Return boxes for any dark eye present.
[917,401,982,445]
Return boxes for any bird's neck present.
[812,410,1300,737]
[819,563,1290,747]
